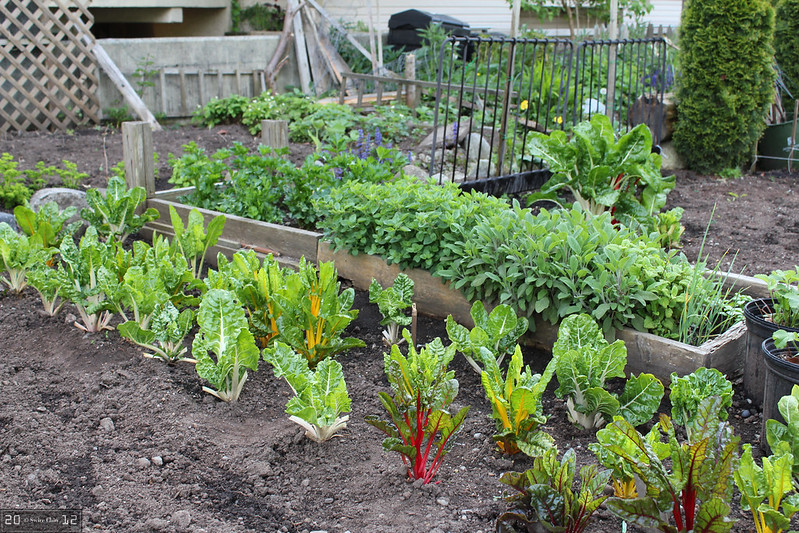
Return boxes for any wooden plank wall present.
[0,0,101,132]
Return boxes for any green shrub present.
[673,0,775,173]
[775,0,799,107]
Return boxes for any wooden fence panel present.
[0,0,100,133]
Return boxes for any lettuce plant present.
[263,342,351,443]
[766,385,799,480]
[446,300,528,374]
[526,114,675,225]
[481,345,555,455]
[368,273,414,346]
[365,330,469,484]
[553,314,664,429]
[119,302,195,364]
[735,444,799,533]
[14,201,79,250]
[80,175,159,243]
[168,205,225,279]
[497,448,611,533]
[594,396,739,533]
[207,250,286,348]
[275,259,364,367]
[193,289,260,402]
[55,226,118,332]
[669,367,733,434]
[0,222,55,294]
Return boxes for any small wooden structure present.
[0,0,101,132]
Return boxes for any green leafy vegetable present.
[193,288,260,402]
[263,341,351,442]
[766,385,799,480]
[80,175,159,242]
[669,367,733,430]
[497,448,611,533]
[446,301,528,374]
[168,205,225,279]
[14,201,79,249]
[365,330,469,483]
[369,273,414,346]
[118,302,195,364]
[481,345,555,455]
[0,222,55,294]
[735,443,799,533]
[553,314,664,429]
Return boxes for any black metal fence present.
[430,35,670,194]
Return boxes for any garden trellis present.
[0,0,100,132]
[431,35,670,194]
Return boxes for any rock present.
[172,510,191,529]
[416,121,469,151]
[64,313,77,325]
[400,164,430,181]
[436,497,449,506]
[135,457,151,469]
[741,409,751,418]
[98,417,115,432]
[0,212,18,232]
[466,159,493,179]
[143,518,169,531]
[323,497,333,504]
[28,188,89,232]
[659,140,686,170]
[464,133,491,162]
[473,433,483,440]
[91,485,106,498]
[151,456,164,467]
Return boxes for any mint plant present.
[119,302,195,364]
[446,301,528,374]
[481,345,555,455]
[735,444,799,533]
[81,175,159,243]
[553,314,664,429]
[365,330,469,484]
[193,288,260,402]
[368,273,414,346]
[497,448,611,533]
[595,396,740,533]
[263,342,351,443]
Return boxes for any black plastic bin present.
[387,9,471,50]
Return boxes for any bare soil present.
[0,124,798,533]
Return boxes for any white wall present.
[320,0,513,35]
[647,0,682,28]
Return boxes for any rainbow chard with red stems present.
[365,330,469,484]
[594,396,740,533]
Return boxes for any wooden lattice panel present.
[0,0,100,132]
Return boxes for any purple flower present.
[374,127,383,147]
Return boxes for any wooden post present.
[122,121,155,198]
[288,0,312,94]
[404,53,418,109]
[261,120,289,150]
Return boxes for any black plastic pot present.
[743,298,799,407]
[761,337,799,449]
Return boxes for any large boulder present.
[28,187,89,235]
[0,211,18,232]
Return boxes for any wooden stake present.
[260,120,289,150]
[411,303,418,348]
[404,54,418,109]
[288,0,311,94]
[122,121,155,198]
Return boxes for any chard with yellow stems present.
[735,444,799,533]
[0,222,55,294]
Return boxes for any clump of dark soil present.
[0,124,797,532]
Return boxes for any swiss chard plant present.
[368,273,414,346]
[756,268,799,329]
[168,205,225,279]
[118,301,195,364]
[526,114,675,226]
[594,396,740,533]
[446,300,529,374]
[14,201,79,250]
[80,175,159,243]
[497,448,611,533]
[669,367,733,433]
[54,226,118,332]
[263,341,351,443]
[26,264,67,316]
[766,384,799,480]
[481,345,555,455]
[274,259,364,367]
[552,314,664,429]
[365,330,469,484]
[0,222,55,294]
[735,444,799,533]
[193,288,260,402]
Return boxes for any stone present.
[416,121,469,151]
[400,164,430,181]
[466,159,493,179]
[436,497,449,507]
[0,212,18,232]
[172,510,191,529]
[151,456,164,467]
[143,518,169,531]
[28,187,88,227]
[741,409,751,418]
[464,133,491,162]
[98,417,115,432]
[135,457,151,469]
[659,140,686,170]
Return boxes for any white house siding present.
[647,0,683,28]
[320,0,514,35]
